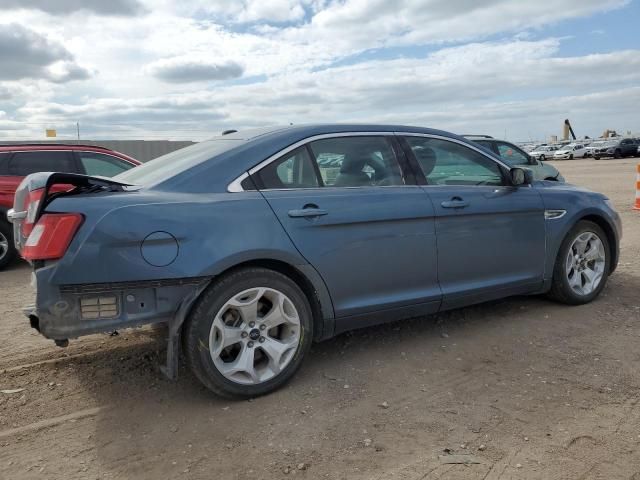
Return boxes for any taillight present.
[22,213,83,261]
[22,188,45,237]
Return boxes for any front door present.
[254,135,441,321]
[401,135,546,309]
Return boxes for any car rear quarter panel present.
[47,191,311,286]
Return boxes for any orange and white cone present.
[635,163,640,210]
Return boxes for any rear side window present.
[495,142,529,166]
[0,152,9,174]
[474,140,498,155]
[78,152,134,177]
[308,136,403,187]
[254,136,404,190]
[7,151,75,176]
[256,147,319,189]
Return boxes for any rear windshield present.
[115,139,242,186]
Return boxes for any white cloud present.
[0,0,146,16]
[0,0,637,141]
[147,57,244,83]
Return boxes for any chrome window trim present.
[228,172,249,193]
[226,131,514,192]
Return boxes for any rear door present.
[253,134,441,323]
[400,135,546,309]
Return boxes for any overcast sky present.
[0,0,638,142]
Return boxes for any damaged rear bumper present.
[28,263,211,341]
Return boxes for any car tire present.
[569,154,573,160]
[0,221,17,270]
[183,267,314,399]
[548,220,610,305]
[594,155,600,160]
[540,155,545,161]
[614,149,622,159]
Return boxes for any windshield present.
[115,139,242,186]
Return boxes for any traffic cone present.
[635,163,640,210]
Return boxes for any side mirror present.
[510,167,533,186]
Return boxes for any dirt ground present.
[1,157,639,480]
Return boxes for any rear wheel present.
[183,267,313,398]
[0,221,17,270]
[594,155,600,160]
[548,221,610,305]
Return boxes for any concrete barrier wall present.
[0,140,196,162]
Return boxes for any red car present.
[0,144,140,269]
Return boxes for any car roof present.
[0,143,139,163]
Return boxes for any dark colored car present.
[0,144,139,269]
[464,135,564,181]
[8,125,620,398]
[593,138,639,159]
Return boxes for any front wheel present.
[614,149,622,159]
[183,267,313,398]
[0,221,17,270]
[540,155,545,161]
[569,154,574,160]
[594,156,600,160]
[548,221,610,305]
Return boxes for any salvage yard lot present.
[1,158,639,479]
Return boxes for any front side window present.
[8,151,75,176]
[404,137,504,186]
[308,136,402,187]
[79,152,134,177]
[496,142,529,166]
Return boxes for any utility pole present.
[76,121,80,140]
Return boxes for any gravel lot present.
[1,157,640,479]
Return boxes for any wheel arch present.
[187,258,335,342]
[575,214,619,274]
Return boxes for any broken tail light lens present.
[22,213,83,261]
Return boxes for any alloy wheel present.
[0,231,8,261]
[209,287,301,385]
[565,231,606,296]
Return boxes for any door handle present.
[288,208,328,218]
[441,198,469,209]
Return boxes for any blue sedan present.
[9,125,621,398]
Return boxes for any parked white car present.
[529,145,558,161]
[553,143,587,160]
[585,141,609,157]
